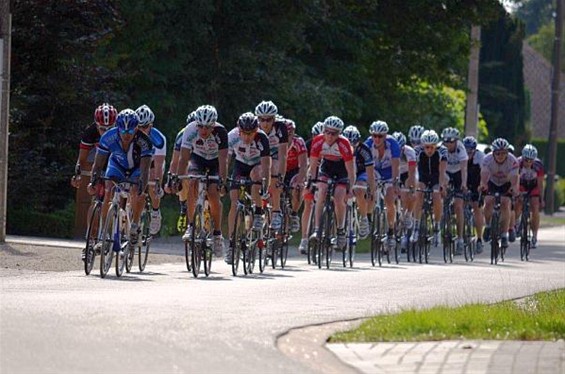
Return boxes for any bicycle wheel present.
[520,211,529,261]
[370,205,380,267]
[316,207,327,269]
[348,207,357,268]
[113,209,125,277]
[490,212,500,265]
[343,206,351,268]
[100,205,118,278]
[377,211,385,267]
[324,210,335,269]
[279,212,289,269]
[190,205,203,278]
[84,202,102,275]
[138,205,151,272]
[306,208,316,265]
[245,230,257,274]
[442,210,450,263]
[231,208,244,276]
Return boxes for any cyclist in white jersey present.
[136,105,167,236]
[478,138,519,249]
[174,105,228,257]
[441,127,468,255]
[463,136,486,254]
[226,112,271,264]
[391,131,417,251]
[255,101,288,231]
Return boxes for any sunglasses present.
[524,158,534,162]
[372,134,385,138]
[120,128,135,135]
[241,130,256,136]
[494,151,507,157]
[324,130,339,136]
[424,145,436,150]
[258,117,274,123]
[197,124,212,129]
[443,139,455,143]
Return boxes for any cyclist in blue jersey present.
[364,120,401,249]
[88,109,154,248]
[135,105,166,236]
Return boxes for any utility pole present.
[0,0,11,243]
[545,0,563,215]
[465,25,481,138]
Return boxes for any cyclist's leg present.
[270,160,282,228]
[384,183,396,246]
[314,180,328,231]
[410,182,425,242]
[531,195,540,239]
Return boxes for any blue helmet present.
[116,109,139,133]
[463,136,477,150]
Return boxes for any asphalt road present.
[1,226,564,374]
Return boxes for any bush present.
[7,202,75,238]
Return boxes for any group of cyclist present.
[72,100,546,265]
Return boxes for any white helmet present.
[254,100,278,117]
[135,104,155,127]
[408,125,425,143]
[311,121,324,135]
[369,120,389,134]
[392,131,406,148]
[343,125,361,144]
[195,105,218,126]
[522,144,537,159]
[421,130,440,145]
[323,116,344,133]
[441,127,460,142]
[491,138,510,151]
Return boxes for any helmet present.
[521,144,538,159]
[463,136,478,149]
[408,125,425,143]
[237,112,258,131]
[135,104,155,127]
[369,120,389,134]
[94,103,117,128]
[323,116,344,133]
[254,100,278,117]
[311,122,324,135]
[195,105,218,126]
[116,109,139,133]
[421,130,439,145]
[275,114,285,122]
[441,127,459,142]
[285,119,296,132]
[508,144,515,154]
[186,110,197,125]
[491,138,510,151]
[392,131,406,148]
[343,126,361,144]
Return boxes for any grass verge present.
[330,289,565,343]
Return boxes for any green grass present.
[330,289,565,343]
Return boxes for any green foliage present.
[530,138,565,177]
[331,289,565,342]
[513,0,554,36]
[527,22,565,73]
[479,9,527,145]
[7,201,75,238]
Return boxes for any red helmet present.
[94,103,117,128]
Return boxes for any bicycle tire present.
[316,207,326,270]
[325,209,335,270]
[84,202,102,275]
[258,233,268,273]
[490,212,500,265]
[279,211,289,269]
[520,208,529,261]
[231,208,244,276]
[377,210,385,267]
[115,209,128,277]
[138,206,151,272]
[442,208,451,263]
[100,205,117,278]
[370,205,380,267]
[246,230,257,274]
[343,206,351,268]
[190,205,203,278]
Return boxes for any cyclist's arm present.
[139,156,152,193]
[90,149,108,183]
[176,147,191,176]
[74,148,90,176]
[391,157,400,181]
[297,152,308,182]
[278,142,288,177]
[308,156,320,182]
[261,156,272,189]
[439,160,447,188]
[219,148,228,182]
[346,159,355,190]
[460,160,468,189]
[479,166,490,191]
[151,155,166,181]
[168,149,180,175]
[367,165,376,196]
[407,162,417,189]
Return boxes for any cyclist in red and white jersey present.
[391,131,417,251]
[478,138,519,249]
[515,144,544,248]
[255,101,288,231]
[284,118,307,235]
[298,122,324,254]
[308,116,355,250]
